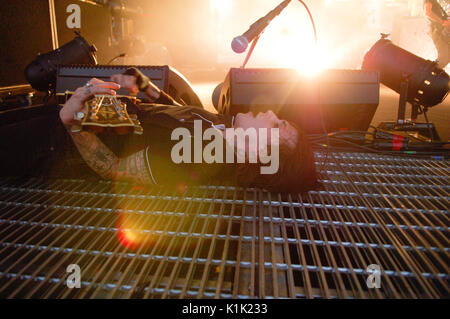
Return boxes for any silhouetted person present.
[424,0,450,68]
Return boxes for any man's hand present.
[60,77,154,184]
[59,78,120,125]
[110,69,162,101]
[110,73,139,96]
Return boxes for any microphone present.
[231,0,291,53]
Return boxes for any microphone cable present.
[107,53,126,65]
[240,0,319,68]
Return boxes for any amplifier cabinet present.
[56,65,203,107]
[218,68,380,134]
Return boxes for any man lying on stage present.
[59,68,318,193]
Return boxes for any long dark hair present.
[235,121,320,193]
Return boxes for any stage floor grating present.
[0,151,448,298]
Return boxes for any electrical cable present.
[107,53,126,65]
[308,131,374,141]
[314,135,450,149]
[309,130,375,137]
[241,35,261,69]
[297,0,318,44]
[293,0,329,171]
[419,105,435,142]
[312,137,449,157]
[239,0,319,66]
[370,125,426,143]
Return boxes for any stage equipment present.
[0,85,35,110]
[214,68,380,135]
[24,34,97,92]
[231,0,291,54]
[362,36,449,141]
[53,0,143,64]
[0,0,139,88]
[55,65,203,107]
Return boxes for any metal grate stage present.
[0,151,448,298]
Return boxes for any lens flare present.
[288,43,340,76]
[117,228,140,249]
[259,35,343,76]
[114,185,155,249]
[246,4,345,76]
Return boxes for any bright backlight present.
[245,3,345,76]
[259,31,343,76]
[210,0,232,18]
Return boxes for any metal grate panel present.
[0,151,448,298]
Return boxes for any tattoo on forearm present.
[115,150,153,184]
[70,131,118,180]
[69,130,153,184]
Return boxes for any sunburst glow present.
[243,2,345,76]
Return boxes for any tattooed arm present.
[60,78,154,184]
[68,130,153,183]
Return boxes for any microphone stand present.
[237,0,291,68]
[241,36,261,69]
[236,0,318,69]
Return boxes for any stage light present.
[25,33,97,92]
[362,35,449,140]
[362,36,449,110]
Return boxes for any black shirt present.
[102,92,237,188]
[137,104,237,187]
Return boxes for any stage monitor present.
[56,65,203,107]
[217,68,380,134]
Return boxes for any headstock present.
[61,92,144,135]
